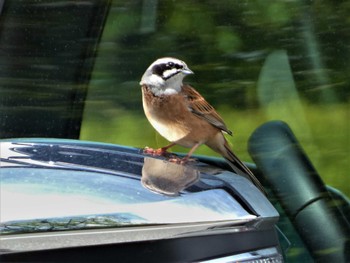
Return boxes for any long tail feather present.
[223,142,266,195]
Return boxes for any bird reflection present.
[141,157,200,196]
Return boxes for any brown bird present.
[140,57,265,193]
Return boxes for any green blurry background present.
[80,0,349,197]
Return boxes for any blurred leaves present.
[88,0,349,112]
[216,27,242,54]
[165,2,214,38]
[241,0,295,28]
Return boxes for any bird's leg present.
[143,142,176,156]
[169,143,201,164]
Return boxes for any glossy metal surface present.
[1,139,278,252]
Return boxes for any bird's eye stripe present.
[151,64,165,76]
[152,62,183,78]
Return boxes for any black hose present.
[248,120,350,262]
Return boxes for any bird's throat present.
[150,85,181,96]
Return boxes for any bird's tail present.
[206,133,266,194]
[223,141,266,195]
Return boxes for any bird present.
[140,57,265,193]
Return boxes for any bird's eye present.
[167,62,174,68]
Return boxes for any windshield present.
[81,1,349,198]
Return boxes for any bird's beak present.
[182,67,194,75]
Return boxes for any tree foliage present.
[90,0,349,112]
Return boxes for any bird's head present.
[140,57,193,96]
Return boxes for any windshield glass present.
[81,1,349,197]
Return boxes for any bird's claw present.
[143,147,196,164]
[143,146,169,156]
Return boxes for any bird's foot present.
[143,147,196,164]
[143,146,169,157]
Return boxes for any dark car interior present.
[0,0,109,139]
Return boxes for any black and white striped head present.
[140,57,193,96]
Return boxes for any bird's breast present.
[142,85,192,144]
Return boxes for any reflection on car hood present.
[0,139,278,235]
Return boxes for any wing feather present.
[181,84,232,135]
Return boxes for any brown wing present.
[181,84,232,135]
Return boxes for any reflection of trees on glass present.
[1,214,142,235]
[93,0,348,108]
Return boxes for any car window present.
[81,1,349,198]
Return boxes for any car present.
[0,0,349,262]
[1,138,283,262]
